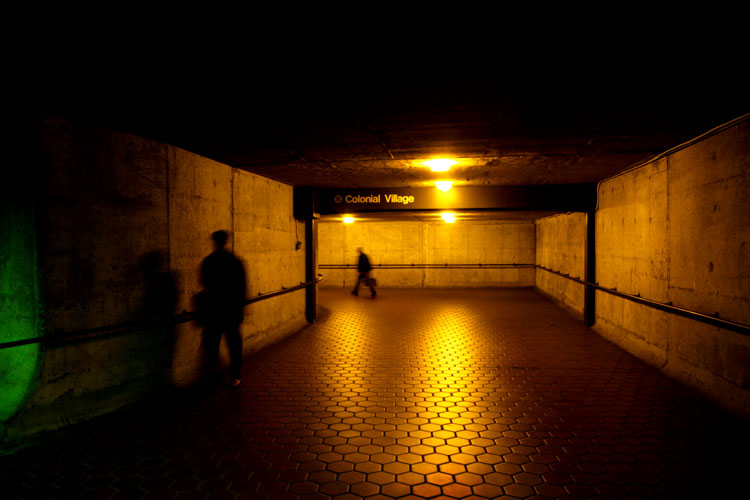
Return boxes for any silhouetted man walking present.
[200,230,247,387]
[351,247,376,298]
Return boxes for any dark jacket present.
[357,253,371,273]
[200,249,247,325]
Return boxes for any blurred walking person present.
[351,247,376,298]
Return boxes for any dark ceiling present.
[29,31,748,192]
[46,75,747,191]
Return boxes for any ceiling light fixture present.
[435,181,453,192]
[424,158,457,172]
[343,216,354,224]
[441,212,456,223]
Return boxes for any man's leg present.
[352,273,362,295]
[203,326,221,365]
[202,324,222,384]
[226,324,243,383]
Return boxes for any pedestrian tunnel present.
[2,117,748,452]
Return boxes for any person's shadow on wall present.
[139,250,178,384]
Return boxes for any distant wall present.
[319,220,535,288]
[595,117,749,416]
[535,212,587,319]
[2,117,307,442]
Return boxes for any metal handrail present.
[320,263,536,269]
[0,278,323,350]
[536,265,750,336]
[322,263,750,335]
[4,266,745,349]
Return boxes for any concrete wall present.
[319,220,535,288]
[595,117,750,416]
[1,117,307,442]
[535,212,587,319]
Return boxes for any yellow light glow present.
[343,217,354,224]
[441,212,456,223]
[424,158,457,172]
[436,181,453,192]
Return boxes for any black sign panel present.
[316,185,595,214]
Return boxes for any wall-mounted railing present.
[9,264,744,350]
[319,263,536,269]
[0,278,323,350]
[536,265,750,336]
[321,263,749,335]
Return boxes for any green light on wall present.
[0,199,42,423]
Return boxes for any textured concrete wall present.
[233,171,307,355]
[2,117,307,442]
[23,119,174,438]
[535,213,587,319]
[595,117,750,416]
[319,220,535,288]
[166,150,307,386]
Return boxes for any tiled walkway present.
[2,288,747,499]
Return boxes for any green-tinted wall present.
[0,178,42,424]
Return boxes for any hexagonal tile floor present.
[2,288,747,499]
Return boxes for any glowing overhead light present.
[441,212,456,223]
[424,158,457,172]
[435,181,453,192]
[343,216,354,224]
